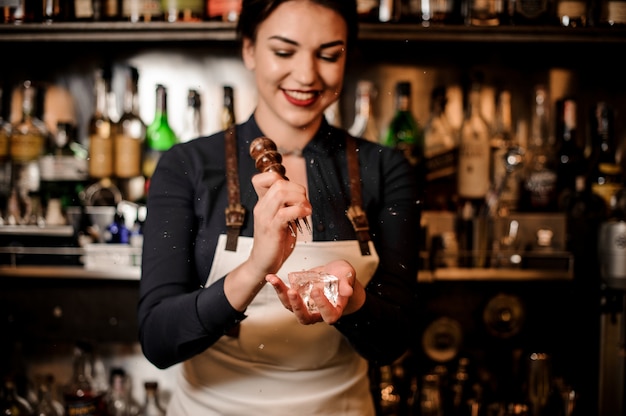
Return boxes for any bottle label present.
[608,1,626,24]
[10,133,44,162]
[516,0,548,18]
[524,170,557,208]
[557,0,586,18]
[114,134,142,178]
[89,135,113,178]
[40,155,89,181]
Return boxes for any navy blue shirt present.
[138,115,421,369]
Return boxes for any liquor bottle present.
[221,85,236,130]
[0,83,12,222]
[205,0,241,21]
[115,66,145,180]
[1,377,34,416]
[105,368,140,416]
[384,81,425,203]
[180,88,202,143]
[555,0,587,25]
[88,68,114,180]
[163,0,203,21]
[138,382,166,416]
[457,79,491,201]
[347,80,380,143]
[379,0,400,22]
[73,0,95,20]
[356,0,380,22]
[423,86,458,211]
[588,102,623,214]
[491,89,522,214]
[468,0,500,25]
[34,374,63,416]
[518,85,559,212]
[414,0,463,26]
[143,84,178,191]
[384,81,424,167]
[554,98,585,202]
[122,0,163,21]
[9,80,47,226]
[63,342,107,416]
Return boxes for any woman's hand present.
[249,171,312,275]
[265,260,366,325]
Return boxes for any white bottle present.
[348,80,380,143]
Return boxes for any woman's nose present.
[291,55,317,85]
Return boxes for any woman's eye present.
[274,50,294,58]
[319,52,342,63]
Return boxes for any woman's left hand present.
[265,260,366,325]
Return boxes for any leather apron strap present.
[224,130,371,255]
[345,135,372,256]
[224,125,246,251]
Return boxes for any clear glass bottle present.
[180,88,202,143]
[143,84,178,187]
[138,382,165,416]
[1,377,34,416]
[34,374,63,416]
[105,368,140,416]
[518,85,558,212]
[88,68,114,180]
[348,80,380,143]
[9,80,47,226]
[491,89,522,214]
[63,342,107,416]
[221,85,236,130]
[457,79,492,201]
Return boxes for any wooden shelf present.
[1,21,625,43]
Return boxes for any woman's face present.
[242,0,348,133]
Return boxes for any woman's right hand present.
[249,170,312,276]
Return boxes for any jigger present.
[249,137,312,236]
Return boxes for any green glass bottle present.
[384,81,425,200]
[384,81,424,167]
[143,84,178,192]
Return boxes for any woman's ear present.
[242,38,256,70]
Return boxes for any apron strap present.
[224,125,246,251]
[345,136,372,256]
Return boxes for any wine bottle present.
[555,0,587,25]
[88,68,114,180]
[143,84,178,192]
[180,88,202,143]
[348,80,380,143]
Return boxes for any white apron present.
[167,234,380,416]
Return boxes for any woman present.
[138,0,420,414]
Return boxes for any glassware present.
[180,89,202,143]
[143,84,178,192]
[138,382,165,416]
[348,80,380,143]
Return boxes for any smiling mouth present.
[284,89,320,102]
